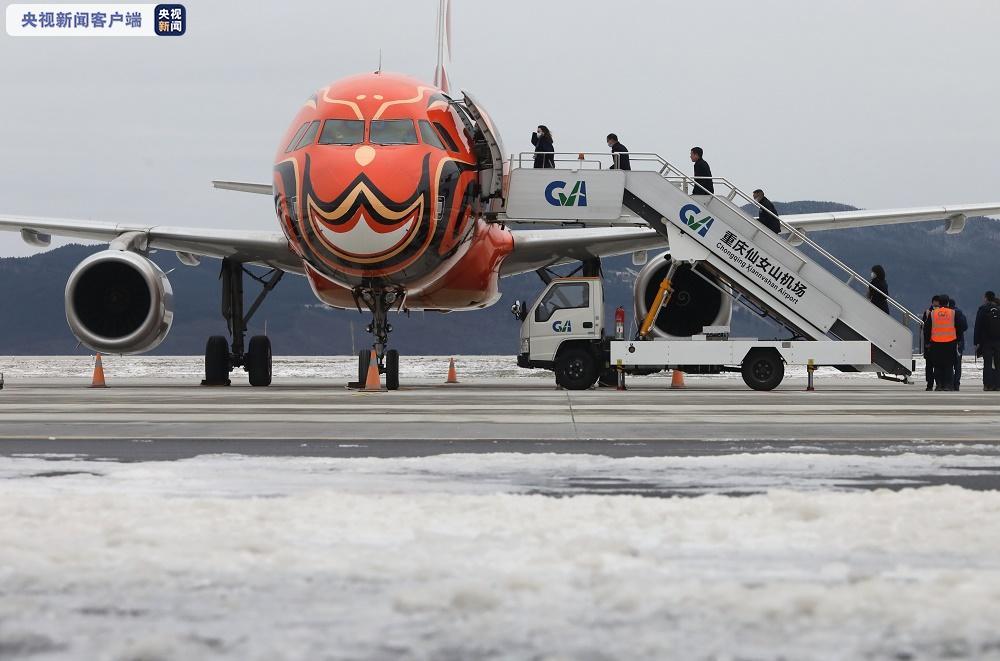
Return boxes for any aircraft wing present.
[501,227,664,276]
[0,214,303,273]
[781,203,1000,233]
[501,202,1000,276]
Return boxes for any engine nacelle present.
[65,250,174,354]
[633,251,732,338]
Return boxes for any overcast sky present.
[1,0,999,256]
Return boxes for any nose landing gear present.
[352,287,403,391]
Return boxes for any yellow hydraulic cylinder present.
[638,261,680,339]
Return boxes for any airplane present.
[2,0,999,389]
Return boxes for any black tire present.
[247,335,272,387]
[204,335,230,385]
[598,368,618,388]
[385,349,400,391]
[358,350,371,384]
[555,347,599,390]
[741,349,784,391]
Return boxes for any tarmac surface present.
[0,376,998,460]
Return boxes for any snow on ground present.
[2,452,1000,660]
[0,354,986,384]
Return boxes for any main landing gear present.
[203,258,284,387]
[351,287,402,391]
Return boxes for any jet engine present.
[633,251,731,338]
[64,250,174,354]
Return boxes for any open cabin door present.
[457,91,506,218]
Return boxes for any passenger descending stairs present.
[504,153,922,376]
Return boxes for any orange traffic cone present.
[445,357,459,384]
[90,354,107,388]
[364,349,382,391]
[670,369,685,389]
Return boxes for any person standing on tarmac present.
[752,189,781,233]
[924,295,960,391]
[945,296,969,391]
[690,147,714,196]
[531,125,555,169]
[921,295,940,390]
[973,290,1000,391]
[607,134,631,170]
[867,265,890,314]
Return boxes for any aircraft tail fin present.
[433,0,451,92]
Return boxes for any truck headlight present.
[520,337,529,354]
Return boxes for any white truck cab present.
[514,277,875,391]
[514,277,608,390]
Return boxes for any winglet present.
[212,180,273,195]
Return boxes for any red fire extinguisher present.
[614,306,625,340]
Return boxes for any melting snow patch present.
[1,453,999,659]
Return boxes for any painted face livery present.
[273,72,479,289]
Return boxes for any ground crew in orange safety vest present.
[923,295,962,391]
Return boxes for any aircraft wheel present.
[247,335,272,387]
[204,335,231,385]
[741,349,784,391]
[385,349,400,391]
[556,347,598,390]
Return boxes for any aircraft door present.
[460,91,506,217]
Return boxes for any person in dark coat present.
[945,295,968,391]
[607,133,631,170]
[867,265,890,314]
[973,290,1000,391]
[531,125,554,168]
[921,295,940,390]
[752,189,781,233]
[690,147,714,195]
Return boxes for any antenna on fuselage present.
[376,49,382,74]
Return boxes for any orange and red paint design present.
[273,72,487,292]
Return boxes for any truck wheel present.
[741,349,784,391]
[598,368,618,388]
[556,347,598,390]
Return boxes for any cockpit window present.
[294,120,321,150]
[319,119,364,145]
[370,119,418,145]
[418,120,445,149]
[285,122,309,153]
[431,121,459,152]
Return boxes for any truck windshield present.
[535,282,589,322]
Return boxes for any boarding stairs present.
[501,152,922,376]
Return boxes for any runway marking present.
[0,414,995,425]
[0,397,1000,414]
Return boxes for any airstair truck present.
[514,276,874,391]
[505,150,922,390]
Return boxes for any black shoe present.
[934,386,943,391]
[926,384,934,391]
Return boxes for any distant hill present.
[1,201,997,355]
